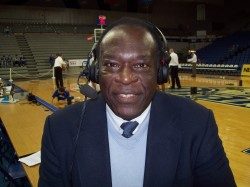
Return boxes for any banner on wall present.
[68,59,87,67]
[241,76,250,87]
[241,64,250,76]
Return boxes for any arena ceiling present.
[0,0,225,13]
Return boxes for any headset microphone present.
[79,84,97,99]
[70,84,96,185]
[70,78,97,185]
[70,44,98,185]
[70,95,87,186]
[77,69,98,99]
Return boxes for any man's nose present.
[116,66,138,84]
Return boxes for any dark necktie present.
[121,121,139,138]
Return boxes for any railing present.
[6,68,53,82]
[179,63,241,76]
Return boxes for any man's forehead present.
[101,25,156,47]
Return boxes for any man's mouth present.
[120,93,135,98]
[115,93,140,103]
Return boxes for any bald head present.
[97,23,159,120]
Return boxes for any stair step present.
[15,34,39,75]
[22,54,33,56]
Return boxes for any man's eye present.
[106,63,117,67]
[135,63,148,68]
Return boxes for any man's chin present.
[116,107,142,121]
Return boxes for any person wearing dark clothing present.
[49,54,55,68]
[19,55,26,67]
[6,55,12,67]
[39,17,236,187]
[13,54,19,67]
[0,55,6,68]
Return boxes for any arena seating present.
[25,33,94,75]
[179,63,240,76]
[0,34,21,65]
[1,23,249,79]
[187,31,250,76]
[1,23,95,34]
[197,31,250,66]
[0,34,30,79]
[0,23,95,79]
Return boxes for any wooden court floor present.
[9,74,250,187]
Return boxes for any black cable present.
[69,96,87,185]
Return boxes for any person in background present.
[13,54,19,67]
[0,55,7,68]
[169,48,181,89]
[39,17,236,187]
[3,26,10,36]
[6,55,12,67]
[49,54,55,68]
[187,50,197,77]
[19,55,26,67]
[51,87,73,104]
[54,53,67,88]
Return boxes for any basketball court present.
[0,70,250,186]
[0,21,250,187]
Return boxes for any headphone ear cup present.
[157,64,169,84]
[164,51,171,64]
[162,64,169,83]
[88,61,99,84]
[95,65,99,84]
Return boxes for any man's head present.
[96,17,163,120]
[58,87,65,94]
[169,48,174,54]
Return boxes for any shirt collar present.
[106,103,151,134]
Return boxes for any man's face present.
[99,25,158,121]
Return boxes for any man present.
[52,87,71,103]
[19,54,26,67]
[49,54,55,68]
[54,53,67,88]
[169,48,181,89]
[187,50,197,77]
[13,54,19,67]
[39,17,236,187]
[52,87,74,106]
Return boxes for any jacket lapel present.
[74,96,112,187]
[143,92,183,187]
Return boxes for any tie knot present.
[121,121,139,138]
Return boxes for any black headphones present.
[84,21,170,85]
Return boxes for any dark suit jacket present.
[39,91,236,187]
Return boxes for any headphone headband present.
[81,17,170,85]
